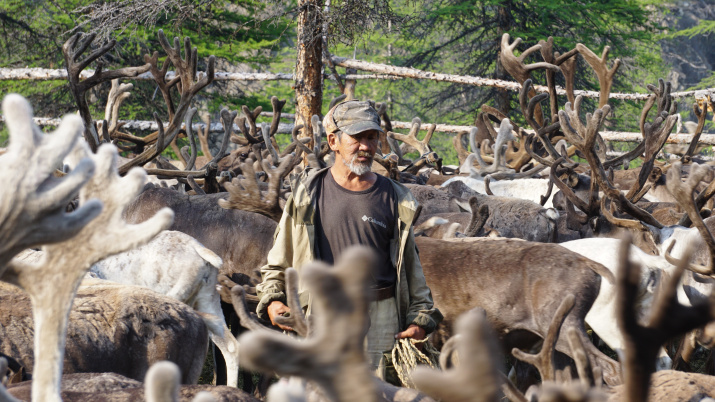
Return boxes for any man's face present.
[330,130,379,176]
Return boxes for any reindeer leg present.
[674,339,694,372]
[209,326,240,387]
[554,320,621,387]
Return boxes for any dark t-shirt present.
[315,170,397,289]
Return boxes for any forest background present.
[0,0,713,165]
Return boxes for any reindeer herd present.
[1,28,715,402]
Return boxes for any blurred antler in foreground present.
[0,94,173,402]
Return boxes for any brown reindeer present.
[416,236,621,386]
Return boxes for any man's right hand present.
[267,300,293,332]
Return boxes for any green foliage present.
[688,72,715,90]
[0,0,293,125]
[393,0,665,123]
[661,20,715,39]
[0,125,7,147]
[106,2,291,65]
[1,0,710,169]
[310,0,676,166]
[0,0,85,67]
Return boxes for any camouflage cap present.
[322,100,383,136]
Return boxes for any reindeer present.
[6,360,258,401]
[414,235,621,385]
[410,235,715,402]
[0,278,212,385]
[85,230,242,388]
[0,93,172,402]
[408,181,559,243]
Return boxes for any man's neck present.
[329,163,376,191]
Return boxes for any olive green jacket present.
[255,167,443,333]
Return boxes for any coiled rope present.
[391,336,441,388]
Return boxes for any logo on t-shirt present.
[362,215,387,229]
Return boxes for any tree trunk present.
[295,0,324,139]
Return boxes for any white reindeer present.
[89,230,241,387]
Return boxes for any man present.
[255,100,442,379]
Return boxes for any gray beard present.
[342,154,373,176]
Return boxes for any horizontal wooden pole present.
[3,114,713,145]
[0,68,398,82]
[2,66,712,102]
[330,56,713,101]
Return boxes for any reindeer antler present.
[453,130,472,168]
[0,94,173,401]
[575,44,621,109]
[512,294,575,382]
[519,79,577,166]
[387,117,441,174]
[559,97,664,228]
[227,267,309,337]
[665,162,715,276]
[269,96,287,138]
[62,33,151,151]
[144,108,233,194]
[375,102,393,155]
[209,109,234,167]
[387,117,432,156]
[617,234,715,402]
[624,80,678,201]
[500,33,560,127]
[197,112,213,160]
[565,327,598,388]
[235,105,263,145]
[0,94,102,268]
[538,37,579,121]
[272,268,310,338]
[118,30,215,175]
[683,97,710,162]
[104,79,133,139]
[411,308,504,402]
[181,107,199,169]
[374,153,401,181]
[472,118,516,177]
[500,33,560,85]
[219,155,296,222]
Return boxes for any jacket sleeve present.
[255,195,296,319]
[402,226,444,334]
